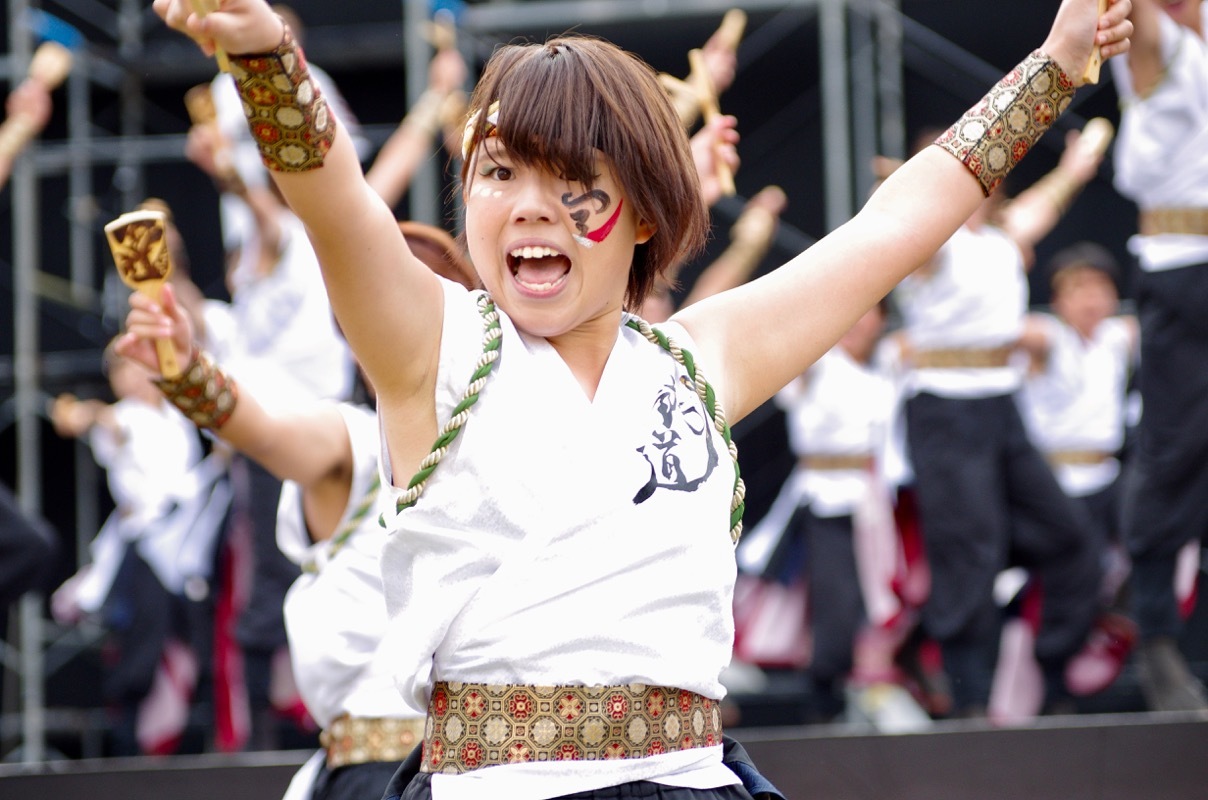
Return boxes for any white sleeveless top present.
[1111,2,1208,272]
[278,403,414,729]
[378,282,739,800]
[895,223,1029,398]
[1018,316,1134,496]
[776,346,895,517]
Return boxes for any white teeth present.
[509,245,560,259]
[516,275,566,291]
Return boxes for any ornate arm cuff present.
[934,50,1074,196]
[229,22,336,172]
[154,350,238,430]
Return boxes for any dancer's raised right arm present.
[152,0,444,407]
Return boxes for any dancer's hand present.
[1042,0,1133,85]
[691,114,740,208]
[116,283,196,376]
[152,0,284,57]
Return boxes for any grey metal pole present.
[849,0,879,205]
[875,0,905,161]
[67,54,96,304]
[820,0,852,231]
[404,0,438,225]
[66,49,101,569]
[9,0,47,766]
[117,0,146,208]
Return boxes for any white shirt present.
[75,398,207,612]
[378,282,738,800]
[895,223,1029,398]
[1019,315,1135,496]
[774,347,895,518]
[226,213,354,405]
[277,403,414,729]
[1111,2,1208,271]
[90,398,203,529]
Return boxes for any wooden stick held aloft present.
[0,42,74,160]
[715,9,747,53]
[105,210,182,378]
[688,48,736,197]
[188,0,230,72]
[29,41,74,88]
[1078,116,1115,159]
[1081,0,1109,84]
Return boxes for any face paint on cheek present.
[585,199,624,244]
[562,189,618,248]
[572,200,625,248]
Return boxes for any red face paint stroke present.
[586,199,624,243]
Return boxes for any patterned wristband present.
[934,50,1074,196]
[229,22,336,172]
[155,350,238,430]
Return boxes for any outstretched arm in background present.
[1121,0,1187,97]
[684,185,787,307]
[366,45,469,209]
[153,0,445,452]
[996,120,1113,269]
[117,284,355,540]
[674,0,1133,425]
[0,78,52,187]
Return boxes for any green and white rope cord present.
[302,471,382,574]
[389,293,502,518]
[383,296,744,545]
[625,316,746,545]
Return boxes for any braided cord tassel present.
[391,294,502,518]
[626,317,746,544]
[381,300,744,545]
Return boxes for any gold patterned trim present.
[935,50,1074,196]
[320,715,426,770]
[912,346,1013,370]
[420,682,723,775]
[154,349,238,430]
[1140,208,1208,237]
[229,22,335,172]
[1047,449,1113,467]
[799,454,873,472]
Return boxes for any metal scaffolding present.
[2,0,910,763]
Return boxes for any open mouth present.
[508,245,572,292]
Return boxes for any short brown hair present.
[399,221,479,291]
[1047,241,1120,293]
[460,35,709,308]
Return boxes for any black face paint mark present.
[561,189,612,237]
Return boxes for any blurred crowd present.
[0,0,1204,768]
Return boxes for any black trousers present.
[312,759,403,800]
[784,507,863,685]
[0,482,56,608]
[1122,261,1208,639]
[906,392,1101,708]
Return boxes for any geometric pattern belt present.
[320,714,426,770]
[1140,207,1208,237]
[912,345,1013,370]
[799,453,874,471]
[1047,449,1112,466]
[419,682,723,774]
